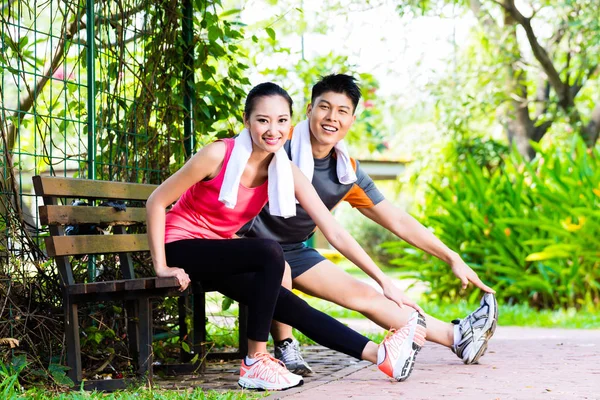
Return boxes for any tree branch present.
[548,20,568,50]
[1,0,16,12]
[532,120,553,142]
[501,0,570,108]
[469,0,499,34]
[502,7,537,160]
[533,80,550,120]
[571,64,599,99]
[1,1,148,155]
[2,14,79,153]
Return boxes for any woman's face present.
[244,95,291,154]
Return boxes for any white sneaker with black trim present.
[452,293,498,364]
[274,338,314,376]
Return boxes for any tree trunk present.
[470,0,551,160]
[503,9,537,160]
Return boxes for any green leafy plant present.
[46,364,73,387]
[0,355,27,397]
[386,136,600,310]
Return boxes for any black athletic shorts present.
[281,242,326,279]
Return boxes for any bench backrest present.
[33,176,158,287]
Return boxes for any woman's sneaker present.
[451,292,498,364]
[377,311,427,382]
[238,353,304,391]
[274,338,314,376]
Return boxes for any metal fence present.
[0,1,255,374]
[1,0,196,266]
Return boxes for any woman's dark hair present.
[244,82,293,119]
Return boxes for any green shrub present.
[0,355,27,398]
[339,212,398,266]
[385,137,600,310]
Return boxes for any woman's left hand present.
[156,266,191,292]
[381,279,424,315]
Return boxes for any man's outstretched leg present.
[271,259,498,369]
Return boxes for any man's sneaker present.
[274,338,314,376]
[377,311,427,382]
[451,292,499,364]
[238,353,304,391]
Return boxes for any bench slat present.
[68,277,179,295]
[45,234,149,257]
[33,176,156,201]
[39,205,147,226]
[124,279,152,291]
[69,281,122,295]
[125,277,179,290]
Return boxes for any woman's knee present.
[277,287,309,311]
[253,239,285,273]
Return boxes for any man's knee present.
[342,282,383,312]
[281,263,293,289]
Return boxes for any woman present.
[146,83,426,391]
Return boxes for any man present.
[238,74,498,375]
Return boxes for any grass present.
[1,387,266,400]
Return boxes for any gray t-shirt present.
[238,140,385,244]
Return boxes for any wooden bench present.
[33,176,248,391]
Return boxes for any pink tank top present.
[164,138,269,242]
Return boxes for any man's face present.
[307,91,356,148]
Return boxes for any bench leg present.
[137,297,153,383]
[238,304,248,357]
[178,296,191,363]
[125,300,139,366]
[192,292,206,372]
[64,296,83,385]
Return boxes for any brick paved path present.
[266,327,600,400]
[155,345,361,392]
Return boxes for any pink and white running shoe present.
[377,311,427,382]
[238,352,304,391]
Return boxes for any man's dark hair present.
[311,74,361,113]
[244,82,293,119]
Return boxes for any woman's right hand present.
[156,266,191,291]
[381,278,424,314]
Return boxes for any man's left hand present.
[450,257,495,293]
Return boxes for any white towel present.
[290,119,357,184]
[219,129,296,218]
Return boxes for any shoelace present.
[466,304,488,331]
[280,341,303,363]
[456,304,489,346]
[252,352,289,373]
[382,326,410,346]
